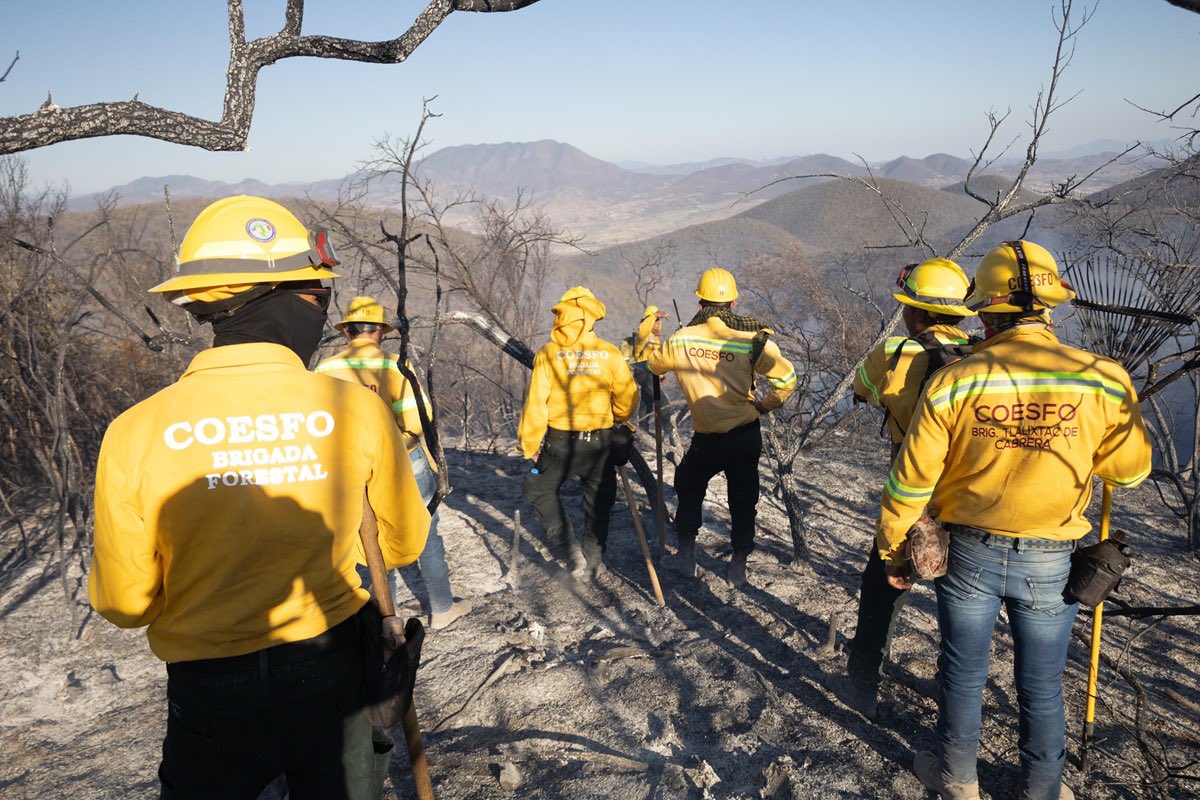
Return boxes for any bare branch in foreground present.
[0,0,540,155]
[0,51,18,83]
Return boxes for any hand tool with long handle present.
[1080,482,1112,776]
[653,375,666,558]
[359,492,436,800]
[618,466,666,607]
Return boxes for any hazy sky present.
[4,1,1198,195]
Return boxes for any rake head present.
[1062,252,1199,373]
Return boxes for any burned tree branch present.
[0,0,541,155]
[0,51,18,83]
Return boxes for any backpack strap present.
[879,336,918,440]
[887,331,978,439]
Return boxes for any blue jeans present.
[387,448,453,614]
[935,529,1077,800]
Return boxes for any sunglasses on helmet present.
[309,229,339,268]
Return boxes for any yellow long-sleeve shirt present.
[877,325,1152,564]
[518,303,638,459]
[631,314,662,364]
[647,317,797,433]
[89,343,430,663]
[853,324,971,445]
[315,339,434,467]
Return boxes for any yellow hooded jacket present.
[518,294,638,459]
[89,343,430,663]
[877,325,1152,564]
[854,323,972,445]
[315,339,435,468]
[647,316,797,433]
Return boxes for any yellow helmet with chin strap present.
[964,240,1075,314]
[150,195,340,309]
[335,296,394,333]
[695,268,738,302]
[893,257,975,317]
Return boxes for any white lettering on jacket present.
[164,411,335,450]
[204,462,330,491]
[556,350,610,360]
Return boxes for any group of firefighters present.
[89,196,1150,800]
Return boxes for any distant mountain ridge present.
[69,139,1162,246]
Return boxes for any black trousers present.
[846,441,909,685]
[159,610,380,800]
[631,362,656,422]
[523,427,617,566]
[846,544,911,684]
[674,419,761,555]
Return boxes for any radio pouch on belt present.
[1066,533,1132,608]
[907,513,949,580]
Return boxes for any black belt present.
[167,607,362,674]
[945,523,1075,552]
[546,427,606,442]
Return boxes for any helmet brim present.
[894,292,974,317]
[964,283,1075,314]
[149,266,340,294]
[334,320,395,333]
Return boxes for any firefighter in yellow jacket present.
[878,241,1151,800]
[623,304,671,421]
[519,286,638,580]
[646,268,797,587]
[830,258,976,719]
[316,296,471,631]
[89,196,429,799]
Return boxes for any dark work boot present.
[675,535,697,578]
[828,673,879,720]
[727,551,748,588]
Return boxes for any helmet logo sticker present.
[246,218,277,243]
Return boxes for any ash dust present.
[1,431,1197,799]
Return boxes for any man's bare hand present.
[884,562,913,590]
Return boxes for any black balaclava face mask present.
[211,288,327,366]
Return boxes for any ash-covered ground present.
[2,431,1197,799]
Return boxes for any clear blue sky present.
[3,0,1197,195]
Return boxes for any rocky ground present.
[2,430,1198,799]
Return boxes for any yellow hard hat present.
[965,240,1075,313]
[150,195,340,305]
[641,305,669,321]
[335,296,394,333]
[695,268,738,302]
[893,257,975,317]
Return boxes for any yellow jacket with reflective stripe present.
[853,324,971,445]
[518,327,638,459]
[630,315,662,364]
[647,317,798,433]
[315,339,434,467]
[89,343,430,663]
[877,325,1152,564]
